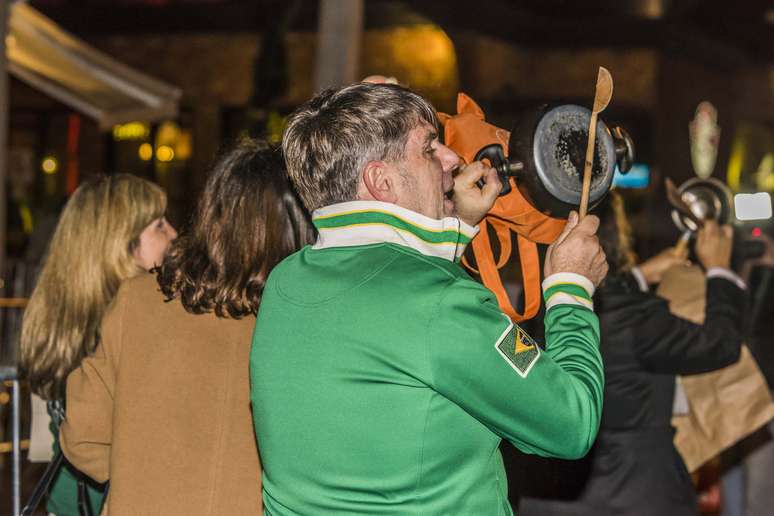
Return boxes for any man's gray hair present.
[282,83,438,212]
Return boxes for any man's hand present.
[544,211,608,287]
[696,220,733,270]
[452,161,501,227]
[637,246,691,284]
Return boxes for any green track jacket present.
[251,201,604,515]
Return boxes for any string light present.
[41,156,58,174]
[156,145,175,162]
[138,143,153,161]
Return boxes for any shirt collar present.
[311,201,479,262]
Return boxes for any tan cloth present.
[659,265,774,472]
[60,273,262,515]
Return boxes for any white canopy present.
[6,2,181,130]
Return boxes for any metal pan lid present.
[533,104,616,206]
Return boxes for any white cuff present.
[542,272,595,297]
[542,272,595,311]
[706,267,747,290]
[629,266,650,292]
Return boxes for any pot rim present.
[532,104,616,206]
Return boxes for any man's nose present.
[437,143,459,172]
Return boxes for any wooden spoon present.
[579,67,613,218]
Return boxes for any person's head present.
[283,82,460,219]
[595,190,638,275]
[133,216,178,270]
[21,174,171,400]
[157,139,314,319]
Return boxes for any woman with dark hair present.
[59,140,314,515]
[517,190,746,516]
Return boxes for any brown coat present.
[60,273,262,515]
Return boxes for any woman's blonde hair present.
[596,190,639,274]
[21,174,167,400]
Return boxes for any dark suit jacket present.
[514,272,745,516]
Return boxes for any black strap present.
[77,476,96,516]
[22,399,105,516]
[21,452,64,516]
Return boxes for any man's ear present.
[362,161,398,203]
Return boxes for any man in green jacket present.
[251,83,608,515]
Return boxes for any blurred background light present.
[41,156,58,174]
[112,122,149,141]
[734,192,772,221]
[613,163,650,188]
[138,143,153,161]
[156,145,175,162]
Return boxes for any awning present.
[6,2,181,130]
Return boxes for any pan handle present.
[473,143,523,196]
[612,126,635,173]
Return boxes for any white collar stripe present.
[311,201,478,262]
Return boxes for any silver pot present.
[670,177,733,232]
[475,104,635,218]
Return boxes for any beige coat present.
[60,273,262,515]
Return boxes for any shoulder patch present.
[494,318,540,378]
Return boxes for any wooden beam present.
[315,0,364,91]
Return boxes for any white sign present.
[734,193,772,221]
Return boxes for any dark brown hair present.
[595,190,638,275]
[157,139,314,318]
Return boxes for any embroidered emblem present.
[495,322,540,378]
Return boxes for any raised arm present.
[428,275,604,459]
[630,277,744,374]
[633,221,745,374]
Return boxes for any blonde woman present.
[60,141,314,515]
[20,174,177,516]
